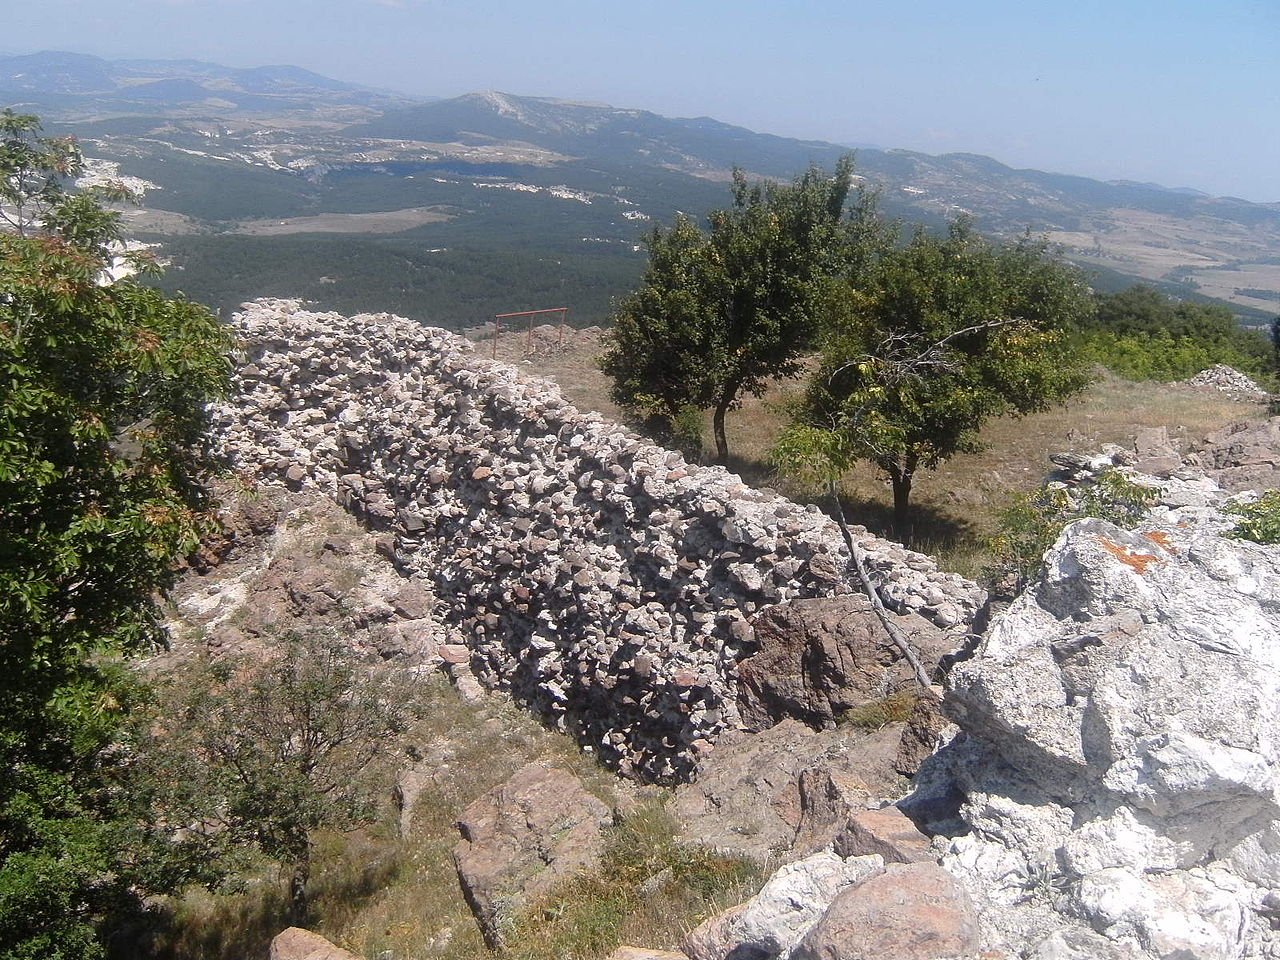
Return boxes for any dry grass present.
[479,330,1266,577]
[140,671,753,960]
[506,801,763,960]
[142,675,631,960]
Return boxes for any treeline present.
[1080,284,1276,381]
[151,234,645,328]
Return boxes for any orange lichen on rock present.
[1098,537,1162,574]
[1143,530,1176,553]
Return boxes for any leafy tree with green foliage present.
[0,110,233,959]
[136,631,422,922]
[601,157,870,462]
[777,220,1093,531]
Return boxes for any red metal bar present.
[494,306,569,319]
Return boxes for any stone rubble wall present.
[213,299,983,782]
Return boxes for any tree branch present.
[827,477,938,697]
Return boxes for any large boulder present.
[268,928,361,960]
[935,497,1280,957]
[672,720,906,864]
[790,862,981,960]
[682,850,883,960]
[1196,416,1280,493]
[453,761,611,947]
[737,596,950,732]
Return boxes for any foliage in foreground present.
[1225,490,1280,545]
[0,109,233,960]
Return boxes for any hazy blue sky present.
[10,0,1279,201]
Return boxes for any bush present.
[1225,491,1280,544]
[987,470,1157,591]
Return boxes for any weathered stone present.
[893,695,953,778]
[210,300,984,783]
[453,762,611,947]
[268,927,360,960]
[674,721,907,864]
[682,851,883,960]
[738,597,951,732]
[832,806,933,864]
[791,863,981,960]
[792,765,871,858]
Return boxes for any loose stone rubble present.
[1185,363,1268,401]
[213,299,982,782]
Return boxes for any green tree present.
[601,157,870,462]
[137,631,422,921]
[777,220,1092,531]
[0,111,233,959]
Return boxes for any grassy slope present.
[147,672,760,960]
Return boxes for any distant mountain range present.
[0,50,415,120]
[6,51,1279,326]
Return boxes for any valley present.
[7,51,1278,327]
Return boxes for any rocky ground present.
[170,299,1280,960]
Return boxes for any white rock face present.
[722,851,883,958]
[212,300,983,782]
[929,490,1280,958]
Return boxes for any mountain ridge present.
[6,51,1279,323]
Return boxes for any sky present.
[8,0,1279,201]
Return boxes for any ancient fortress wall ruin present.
[215,300,984,781]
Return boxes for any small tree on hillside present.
[776,219,1093,532]
[602,157,874,462]
[138,631,423,921]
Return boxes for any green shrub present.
[987,470,1157,590]
[1225,491,1280,544]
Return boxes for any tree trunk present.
[712,394,732,464]
[888,461,915,536]
[289,846,311,923]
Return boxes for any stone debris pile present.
[1186,363,1268,400]
[213,300,983,782]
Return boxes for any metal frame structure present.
[491,306,569,359]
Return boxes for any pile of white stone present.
[212,299,983,782]
[1187,363,1268,400]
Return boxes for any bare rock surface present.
[790,862,980,960]
[928,472,1280,958]
[163,483,447,668]
[672,720,906,864]
[211,299,983,782]
[453,761,611,947]
[737,596,950,732]
[832,807,933,865]
[682,850,884,960]
[268,927,361,960]
[1196,416,1280,493]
